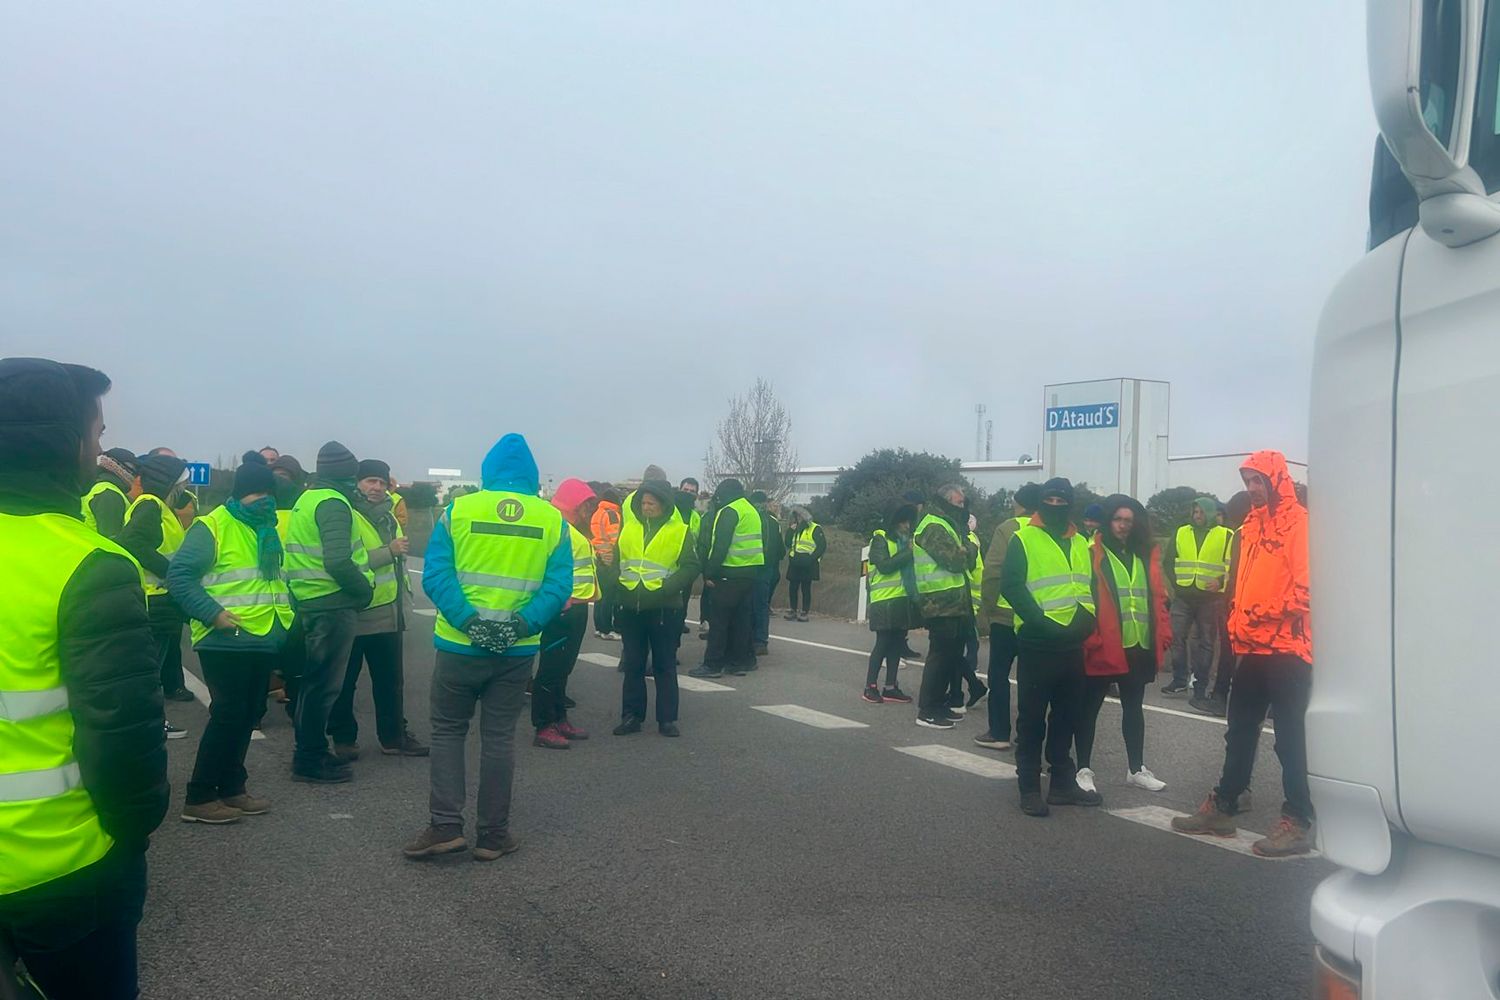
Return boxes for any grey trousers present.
[428,649,532,837]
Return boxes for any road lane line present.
[894,744,1017,779]
[751,704,868,729]
[1107,805,1321,861]
[577,652,733,691]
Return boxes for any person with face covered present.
[1173,451,1314,857]
[999,477,1100,816]
[282,441,376,783]
[167,456,293,824]
[327,459,427,762]
[1162,496,1233,699]
[1076,495,1172,794]
[81,447,139,539]
[118,449,195,736]
[691,478,764,678]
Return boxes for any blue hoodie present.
[423,433,573,655]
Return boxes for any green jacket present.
[913,503,974,621]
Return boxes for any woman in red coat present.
[1077,494,1172,793]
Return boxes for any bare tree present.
[703,378,799,501]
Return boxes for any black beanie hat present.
[316,440,359,480]
[1014,482,1042,512]
[358,459,391,483]
[232,460,276,499]
[1041,477,1075,506]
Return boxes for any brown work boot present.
[1252,816,1314,857]
[181,801,244,825]
[221,793,271,815]
[472,832,520,862]
[403,825,467,859]
[1170,795,1237,837]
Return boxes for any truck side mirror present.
[1368,0,1500,246]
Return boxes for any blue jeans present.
[752,570,778,645]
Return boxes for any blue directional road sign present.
[185,462,212,486]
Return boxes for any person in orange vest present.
[589,484,623,640]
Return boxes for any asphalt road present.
[142,572,1329,1000]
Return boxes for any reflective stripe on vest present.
[791,522,819,556]
[912,514,966,595]
[716,497,765,568]
[568,524,598,601]
[283,489,374,601]
[865,530,906,605]
[81,480,126,535]
[1174,524,1231,589]
[433,491,563,654]
[126,493,186,595]
[188,506,295,646]
[1012,525,1094,630]
[353,509,401,610]
[0,512,129,894]
[993,516,1027,612]
[619,502,689,591]
[1105,547,1150,649]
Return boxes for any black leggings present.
[1076,672,1147,773]
[788,579,812,613]
[866,629,906,688]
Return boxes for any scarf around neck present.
[226,496,283,580]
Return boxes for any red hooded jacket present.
[1083,534,1172,677]
[1227,450,1310,664]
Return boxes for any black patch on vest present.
[471,522,544,540]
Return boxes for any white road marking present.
[894,744,1017,779]
[251,730,266,741]
[1107,805,1320,861]
[182,667,211,707]
[329,813,353,820]
[411,608,437,617]
[751,704,868,729]
[578,652,733,691]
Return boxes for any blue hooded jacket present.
[423,433,572,655]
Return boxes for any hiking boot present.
[973,731,1012,750]
[292,759,353,784]
[1019,791,1050,817]
[181,801,243,824]
[966,680,989,709]
[332,742,360,763]
[556,719,589,741]
[1160,681,1189,697]
[1252,816,1314,858]
[861,686,884,704]
[753,643,769,656]
[1047,781,1103,807]
[403,825,467,859]
[612,716,643,736]
[797,612,809,622]
[1188,694,1216,715]
[1171,795,1238,837]
[687,665,722,679]
[380,732,430,757]
[472,832,520,862]
[533,724,571,750]
[165,722,188,740]
[220,793,271,815]
[659,722,681,738]
[915,714,955,730]
[881,687,913,704]
[165,686,196,703]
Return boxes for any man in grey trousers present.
[403,434,572,861]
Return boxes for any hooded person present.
[1173,451,1315,857]
[601,466,701,737]
[1076,494,1172,794]
[974,480,1043,751]
[911,483,978,729]
[782,505,827,621]
[862,501,921,704]
[529,477,599,750]
[407,433,572,860]
[82,446,140,538]
[269,453,308,537]
[116,450,195,716]
[166,455,294,824]
[1081,503,1104,538]
[0,358,167,999]
[326,459,428,763]
[1163,494,1234,701]
[281,441,377,784]
[588,484,624,640]
[999,477,1101,816]
[691,477,764,678]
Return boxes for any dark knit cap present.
[748,490,768,505]
[1014,482,1042,512]
[1041,477,1075,506]
[316,440,358,480]
[1082,503,1104,522]
[232,460,276,499]
[358,459,391,483]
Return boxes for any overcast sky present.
[2,3,1373,486]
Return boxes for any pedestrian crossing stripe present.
[751,704,868,729]
[576,652,734,692]
[894,744,1016,779]
[1107,805,1321,861]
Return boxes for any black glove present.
[464,618,521,655]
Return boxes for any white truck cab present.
[1310,1,1500,996]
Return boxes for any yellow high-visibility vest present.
[125,493,185,596]
[1105,547,1150,649]
[967,531,984,614]
[353,509,404,610]
[715,497,765,568]
[1174,524,1232,589]
[912,514,966,596]
[791,522,820,556]
[283,489,375,602]
[81,480,126,535]
[568,523,598,601]
[866,529,906,605]
[187,505,295,646]
[1012,525,1094,630]
[619,504,689,591]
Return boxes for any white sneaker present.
[1127,767,1166,791]
[1075,767,1097,794]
